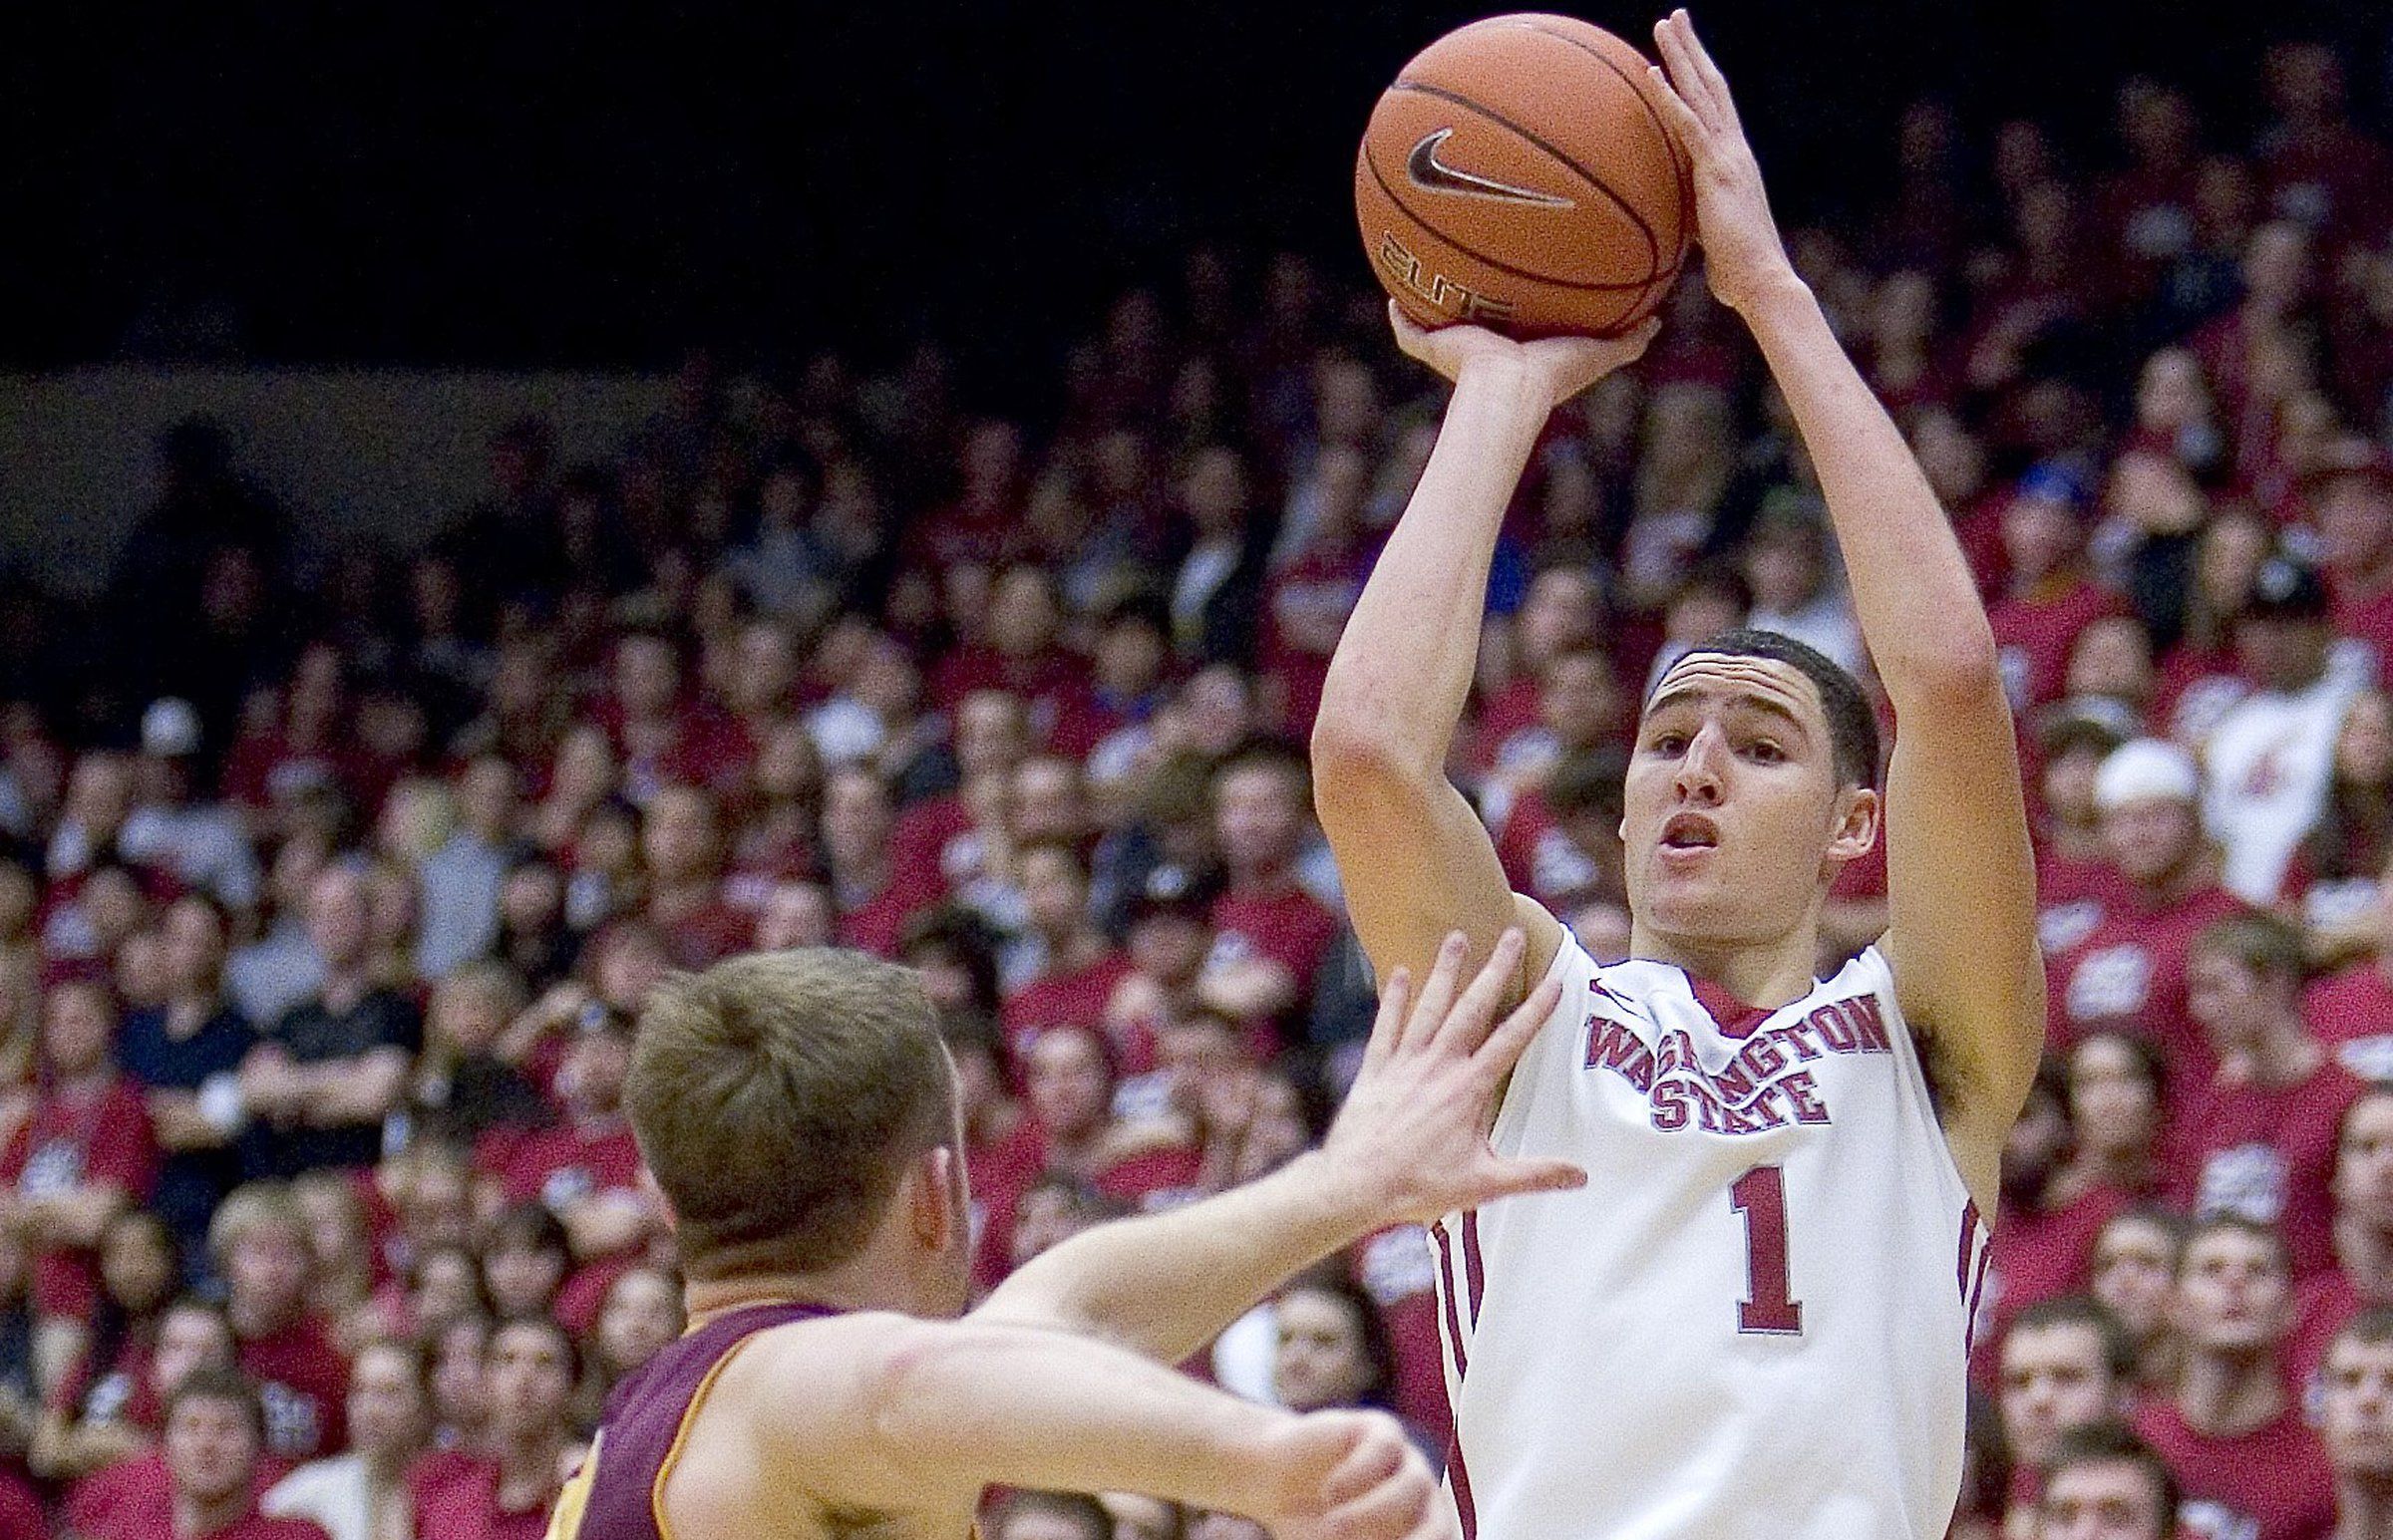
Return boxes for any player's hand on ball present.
[1248,1409,1453,1540]
[1322,928,1586,1227]
[1646,9,1801,316]
[1387,301,1657,412]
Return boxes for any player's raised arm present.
[975,929,1581,1362]
[717,1310,1451,1540]
[1648,10,2042,1208]
[1312,313,1654,998]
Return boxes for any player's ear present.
[907,1145,961,1256]
[1827,785,1879,863]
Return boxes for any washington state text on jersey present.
[1582,984,1894,1134]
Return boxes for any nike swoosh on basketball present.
[1404,128,1575,208]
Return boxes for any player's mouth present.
[1659,812,1720,858]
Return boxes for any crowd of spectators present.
[4,35,2393,1540]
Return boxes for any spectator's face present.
[1538,654,1619,750]
[1180,668,1255,759]
[432,981,509,1056]
[100,1217,175,1313]
[1095,617,1167,698]
[1181,450,1247,531]
[642,789,718,884]
[550,727,618,808]
[2038,1459,2169,1540]
[84,868,149,953]
[2335,1094,2393,1229]
[614,638,680,718]
[754,883,835,952]
[2339,693,2393,784]
[1012,761,1085,846]
[457,761,515,839]
[484,1241,566,1318]
[305,868,372,969]
[990,570,1060,659]
[2002,1093,2069,1200]
[2001,495,2080,583]
[42,983,114,1078]
[961,423,1022,497]
[163,899,226,994]
[2134,349,2208,431]
[2234,613,2328,692]
[595,930,670,1012]
[166,1394,258,1508]
[1214,764,1305,880]
[1021,847,1089,938]
[412,1251,482,1332]
[2064,619,2152,704]
[488,1322,574,1440]
[2172,1229,2292,1354]
[2091,1217,2177,1345]
[500,864,564,935]
[823,772,894,870]
[154,1308,234,1397]
[2326,1334,2393,1478]
[1233,1077,1311,1183]
[755,723,821,803]
[1999,1323,2118,1469]
[598,1269,683,1378]
[560,1031,632,1117]
[66,754,136,840]
[2066,1037,2159,1161]
[2186,948,2277,1050]
[956,694,1030,780]
[1130,910,1210,986]
[348,1346,429,1460]
[2319,478,2393,577]
[2097,797,2196,887]
[1026,1030,1112,1140]
[400,1162,474,1251]
[228,1224,312,1328]
[1273,1289,1375,1412]
[2041,747,2106,829]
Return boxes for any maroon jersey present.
[552,1300,836,1540]
[2166,1059,2362,1280]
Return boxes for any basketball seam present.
[1384,79,1661,275]
[1491,17,1691,269]
[1360,146,1662,293]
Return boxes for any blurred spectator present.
[1991,465,2122,719]
[28,1210,180,1479]
[408,965,544,1152]
[2288,688,2393,958]
[2322,1309,2393,1539]
[1206,744,1337,1043]
[2034,1421,2179,1540]
[478,1205,570,1329]
[120,897,255,1266]
[87,1368,334,1540]
[2131,1216,2332,1540]
[1976,1070,2121,1377]
[237,867,421,1179]
[1995,1297,2134,1521]
[2174,912,2362,1279]
[210,1185,348,1461]
[477,1012,657,1303]
[2287,1086,2393,1406]
[261,1340,432,1540]
[416,759,518,982]
[410,1315,579,1540]
[2087,1208,2185,1395]
[120,701,260,913]
[589,1266,680,1402]
[2053,1033,2167,1206]
[1002,842,1133,1061]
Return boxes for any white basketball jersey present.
[1434,934,1985,1540]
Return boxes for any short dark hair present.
[2043,1420,2179,1531]
[2008,1295,2134,1382]
[167,1366,265,1442]
[2178,1213,2292,1280]
[2192,910,2306,990]
[491,1311,582,1384]
[2334,1306,2393,1358]
[484,1201,569,1263]
[1654,628,1882,790]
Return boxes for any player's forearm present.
[865,1318,1294,1516]
[1738,277,1998,703]
[1314,358,1549,781]
[975,1149,1372,1363]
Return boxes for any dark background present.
[4,0,2387,379]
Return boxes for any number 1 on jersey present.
[1730,1165,1803,1336]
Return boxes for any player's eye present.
[1649,733,1687,756]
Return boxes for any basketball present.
[1354,13,1692,338]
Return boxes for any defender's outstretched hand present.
[1321,929,1583,1227]
[1388,302,1656,412]
[1646,9,1800,317]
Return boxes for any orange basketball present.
[1355,13,1692,339]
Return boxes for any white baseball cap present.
[141,699,201,760]
[2094,739,2199,812]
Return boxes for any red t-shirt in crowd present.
[410,1452,554,1540]
[2044,884,2249,1085]
[0,1075,160,1317]
[2131,1397,2334,1540]
[2033,846,2127,958]
[1493,787,1608,913]
[1469,677,1544,776]
[1973,1184,2127,1382]
[1259,542,1371,738]
[1209,880,1339,1036]
[49,1322,167,1437]
[2287,1268,2374,1420]
[238,1315,351,1460]
[650,897,754,969]
[69,1452,286,1540]
[1350,1224,1451,1442]
[0,1468,40,1540]
[835,876,917,959]
[1989,578,2125,715]
[886,792,979,910]
[2167,1058,2364,1281]
[490,1121,645,1224]
[1002,951,1138,1069]
[2304,962,2393,1082]
[970,1120,1204,1280]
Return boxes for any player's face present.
[1999,1324,2117,1469]
[2038,1459,2169,1540]
[1622,654,1873,949]
[2171,1230,2292,1353]
[2326,1336,2393,1476]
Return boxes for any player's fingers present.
[1387,299,1433,358]
[1430,927,1526,1052]
[1320,1421,1407,1505]
[1674,11,1744,129]
[1401,932,1471,1050]
[1469,973,1560,1078]
[1323,1461,1434,1540]
[1643,64,1709,154]
[1359,966,1412,1073]
[1649,19,1715,134]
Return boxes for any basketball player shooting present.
[1311,12,2043,1538]
[545,931,1584,1540]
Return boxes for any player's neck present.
[2176,1345,2286,1436]
[683,1240,932,1327]
[1627,923,1822,1014]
